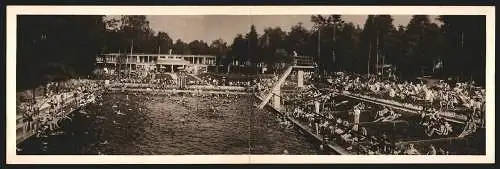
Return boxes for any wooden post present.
[273,89,281,110]
[297,70,304,88]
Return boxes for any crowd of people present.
[278,86,454,155]
[270,69,483,155]
[418,109,455,137]
[17,79,102,137]
[197,73,253,87]
[327,72,485,126]
[17,67,484,154]
[107,72,258,89]
[255,75,279,98]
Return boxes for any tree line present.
[16,15,486,90]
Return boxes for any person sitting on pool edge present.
[458,115,478,138]
[375,106,390,121]
[405,144,421,155]
[427,144,437,155]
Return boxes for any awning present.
[157,59,190,65]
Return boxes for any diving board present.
[257,65,315,109]
[257,66,294,109]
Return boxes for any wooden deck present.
[255,94,352,155]
[336,92,480,126]
[16,90,101,145]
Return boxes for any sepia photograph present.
[6,6,495,164]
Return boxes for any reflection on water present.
[17,93,321,155]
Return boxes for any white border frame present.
[6,6,495,164]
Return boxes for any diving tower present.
[257,55,315,110]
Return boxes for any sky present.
[146,15,440,44]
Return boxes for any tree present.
[402,15,443,78]
[310,15,345,73]
[119,15,155,53]
[154,32,174,54]
[228,34,248,73]
[259,26,287,71]
[188,40,210,55]
[17,15,106,90]
[384,25,407,76]
[246,25,259,73]
[358,15,395,75]
[439,15,486,85]
[335,22,361,72]
[172,39,190,54]
[209,39,230,73]
[286,22,311,56]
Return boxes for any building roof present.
[157,59,190,65]
[100,53,216,58]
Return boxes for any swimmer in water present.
[116,109,126,116]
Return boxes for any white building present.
[96,53,217,74]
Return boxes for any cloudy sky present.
[146,15,440,44]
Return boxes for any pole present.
[461,31,464,78]
[319,27,327,75]
[333,22,336,72]
[382,54,385,75]
[131,40,134,55]
[129,40,133,78]
[376,31,379,75]
[368,16,373,75]
[317,27,321,70]
[118,49,121,80]
[368,41,372,75]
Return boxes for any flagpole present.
[317,27,322,75]
[333,20,336,72]
[129,40,133,78]
[118,49,121,79]
[376,30,379,75]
